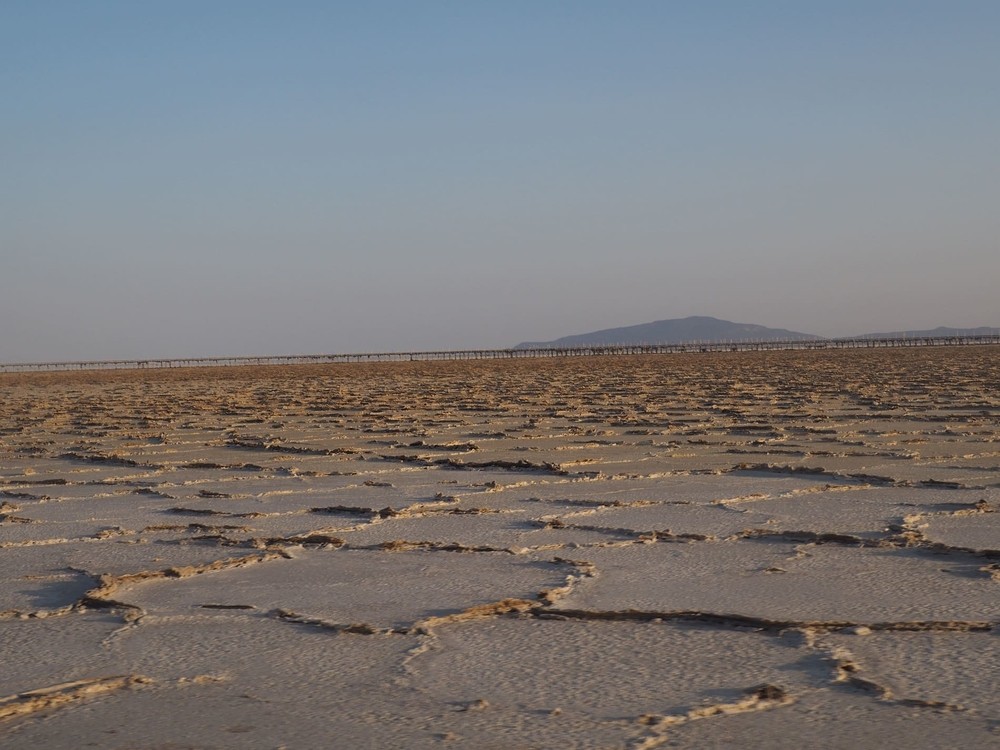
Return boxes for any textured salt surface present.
[1,348,997,747]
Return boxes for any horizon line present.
[4,334,1000,374]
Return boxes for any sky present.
[3,1,999,362]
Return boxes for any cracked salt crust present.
[337,510,634,550]
[0,348,997,747]
[112,546,574,631]
[3,617,436,749]
[921,507,1000,552]
[414,618,821,719]
[550,540,998,624]
[823,630,1000,718]
[722,484,991,540]
[0,612,125,697]
[656,689,999,749]
[552,502,776,538]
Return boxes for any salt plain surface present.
[1,348,998,748]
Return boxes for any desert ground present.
[1,347,998,748]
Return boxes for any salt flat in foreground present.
[1,348,998,748]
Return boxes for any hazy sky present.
[3,1,998,361]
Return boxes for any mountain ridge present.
[515,316,820,348]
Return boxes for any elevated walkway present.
[3,335,998,373]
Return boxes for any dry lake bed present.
[1,347,998,748]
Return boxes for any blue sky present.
[3,1,998,360]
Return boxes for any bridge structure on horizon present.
[2,334,999,373]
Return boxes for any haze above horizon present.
[4,2,998,362]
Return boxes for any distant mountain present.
[855,326,1000,339]
[514,316,821,349]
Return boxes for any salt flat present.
[1,347,998,748]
